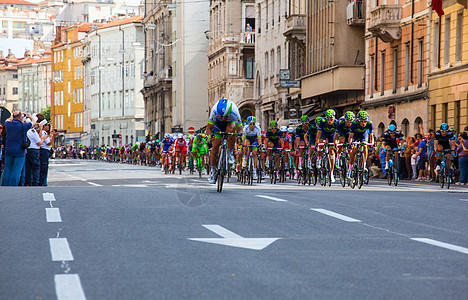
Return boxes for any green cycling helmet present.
[357,110,369,121]
[301,115,309,123]
[344,111,355,122]
[270,120,277,128]
[325,109,336,120]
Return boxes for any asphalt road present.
[1,159,467,299]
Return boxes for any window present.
[433,19,440,68]
[442,103,448,123]
[245,58,254,79]
[270,50,275,76]
[430,105,436,130]
[277,46,281,71]
[456,10,463,62]
[404,43,410,90]
[392,47,397,93]
[417,39,423,87]
[380,51,385,96]
[370,55,375,98]
[265,52,269,76]
[13,74,17,79]
[266,0,269,29]
[271,0,274,26]
[444,15,451,66]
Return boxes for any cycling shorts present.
[384,140,398,150]
[353,131,369,143]
[213,120,235,139]
[319,131,335,143]
[192,145,207,154]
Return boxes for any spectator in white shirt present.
[25,122,47,186]
[38,120,57,186]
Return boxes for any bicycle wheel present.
[387,165,393,186]
[446,169,452,189]
[439,169,445,188]
[350,167,356,189]
[217,148,226,192]
[393,168,398,186]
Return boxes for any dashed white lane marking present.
[49,238,74,261]
[411,238,468,255]
[255,195,288,202]
[460,199,468,202]
[87,182,102,186]
[112,184,147,187]
[55,274,86,300]
[311,209,362,223]
[46,208,62,222]
[43,192,56,201]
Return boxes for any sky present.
[0,38,34,58]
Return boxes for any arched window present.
[401,118,409,137]
[378,122,385,137]
[414,117,423,134]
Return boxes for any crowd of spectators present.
[0,111,58,186]
[369,124,468,186]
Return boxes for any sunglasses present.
[441,130,448,133]
[249,123,255,125]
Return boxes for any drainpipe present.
[410,0,414,83]
[96,31,101,119]
[119,24,125,117]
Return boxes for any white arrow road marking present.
[189,225,280,250]
[87,182,102,187]
[411,238,468,255]
[55,274,86,300]
[46,208,62,222]
[311,209,362,223]
[460,199,468,202]
[255,195,288,202]
[43,192,56,201]
[49,238,74,261]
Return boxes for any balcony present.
[368,4,401,42]
[347,0,365,26]
[143,69,172,88]
[239,31,256,45]
[283,14,306,42]
[209,33,238,53]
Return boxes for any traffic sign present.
[289,119,299,124]
[188,127,195,134]
[280,80,300,88]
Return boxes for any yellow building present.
[51,23,91,145]
[428,2,468,132]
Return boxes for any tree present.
[41,106,51,121]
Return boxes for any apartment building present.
[362,0,430,137]
[17,55,51,114]
[300,0,365,121]
[254,0,289,128]
[428,1,467,132]
[85,17,145,146]
[207,0,256,121]
[0,63,19,112]
[141,0,173,140]
[51,23,90,145]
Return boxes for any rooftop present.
[0,0,37,5]
[15,56,51,66]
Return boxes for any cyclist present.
[160,133,174,172]
[334,111,354,169]
[174,133,188,171]
[348,110,374,176]
[305,117,321,169]
[295,115,310,179]
[205,98,243,184]
[265,120,284,180]
[316,109,339,183]
[242,116,262,180]
[280,126,292,174]
[192,133,208,173]
[382,124,404,171]
[434,123,456,176]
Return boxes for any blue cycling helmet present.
[216,98,233,117]
[388,124,396,131]
[440,123,449,130]
[247,116,256,124]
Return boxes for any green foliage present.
[41,106,51,121]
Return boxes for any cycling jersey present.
[266,128,282,148]
[243,124,261,145]
[336,117,352,141]
[192,138,208,153]
[434,130,455,150]
[317,118,338,143]
[307,123,318,145]
[350,120,374,142]
[295,124,309,142]
[283,133,292,148]
[161,139,173,152]
[382,130,404,149]
[208,101,242,128]
[175,139,187,152]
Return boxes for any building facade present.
[141,0,173,141]
[0,63,19,112]
[85,16,145,146]
[17,56,51,114]
[51,23,89,145]
[428,1,467,132]
[300,0,365,122]
[254,0,289,128]
[362,0,430,137]
[207,0,256,121]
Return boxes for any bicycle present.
[317,142,333,187]
[307,146,318,186]
[188,152,195,175]
[214,131,239,193]
[242,145,257,185]
[437,149,455,189]
[296,146,308,185]
[350,142,373,189]
[385,147,401,187]
[267,147,282,184]
[336,143,350,188]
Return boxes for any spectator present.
[404,137,414,179]
[414,133,427,181]
[457,132,468,185]
[427,129,435,181]
[25,119,48,186]
[370,150,383,178]
[378,142,387,177]
[37,114,58,186]
[1,111,34,186]
[411,148,417,180]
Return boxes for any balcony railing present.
[283,14,306,42]
[143,70,172,88]
[368,4,402,42]
[240,31,256,44]
[347,0,365,26]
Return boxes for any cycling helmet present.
[287,127,294,133]
[325,109,336,120]
[216,98,233,117]
[301,115,309,123]
[388,124,396,132]
[270,120,278,128]
[357,110,369,121]
[196,133,203,139]
[316,116,322,124]
[164,133,170,139]
[178,133,184,139]
[440,123,449,130]
[344,111,355,122]
[280,126,288,132]
[247,116,256,124]
[183,135,187,139]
